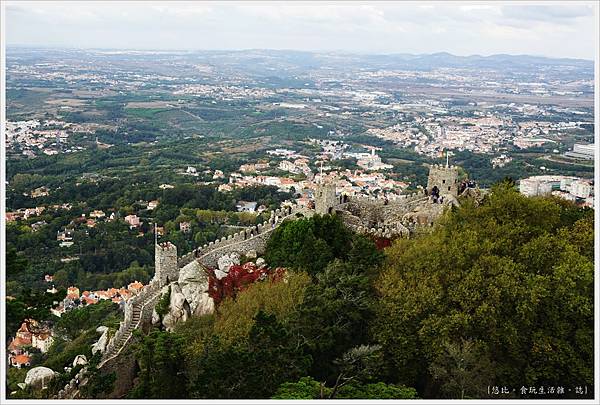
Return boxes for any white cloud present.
[4,1,597,59]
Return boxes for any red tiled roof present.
[83,296,98,305]
[18,322,30,333]
[13,354,31,365]
[9,336,31,351]
[128,281,143,291]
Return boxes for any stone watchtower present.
[155,242,178,287]
[427,163,459,197]
[315,181,337,215]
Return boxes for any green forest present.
[77,185,594,399]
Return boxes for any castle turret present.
[155,241,178,287]
[427,163,459,197]
[315,181,337,215]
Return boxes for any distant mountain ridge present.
[6,46,593,76]
[232,49,594,70]
[7,45,594,63]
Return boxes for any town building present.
[32,332,54,353]
[66,286,80,300]
[10,354,31,368]
[57,229,74,241]
[236,201,258,212]
[124,214,141,228]
[569,179,593,199]
[30,187,50,198]
[90,210,106,219]
[128,281,144,294]
[519,177,554,196]
[519,175,593,205]
[564,143,595,160]
[179,221,191,233]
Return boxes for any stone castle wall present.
[336,192,428,233]
[77,162,464,398]
[178,205,304,268]
[98,189,439,371]
[98,280,162,368]
[95,206,304,377]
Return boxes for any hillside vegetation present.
[114,186,594,399]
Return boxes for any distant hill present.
[8,46,594,67]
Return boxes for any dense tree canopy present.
[265,213,381,276]
[36,189,592,400]
[372,184,594,398]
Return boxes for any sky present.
[4,1,598,60]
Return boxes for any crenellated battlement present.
[427,163,459,197]
[346,222,410,239]
[96,162,464,382]
[177,205,303,268]
[156,241,177,251]
[349,192,424,205]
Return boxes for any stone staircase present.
[101,310,139,360]
[55,286,162,398]
[96,207,303,369]
[98,284,162,368]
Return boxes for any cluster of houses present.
[183,166,225,180]
[278,158,313,178]
[7,319,54,368]
[5,119,83,158]
[519,175,595,208]
[7,197,160,235]
[50,281,145,317]
[7,278,145,369]
[212,139,409,203]
[52,201,160,246]
[218,165,409,205]
[5,203,72,223]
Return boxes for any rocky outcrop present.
[91,326,109,355]
[402,199,449,227]
[72,354,88,367]
[216,252,240,279]
[153,260,216,331]
[151,308,161,325]
[178,260,214,316]
[161,283,192,332]
[25,367,57,389]
[460,187,486,205]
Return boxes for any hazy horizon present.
[5,45,595,63]
[5,1,597,60]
